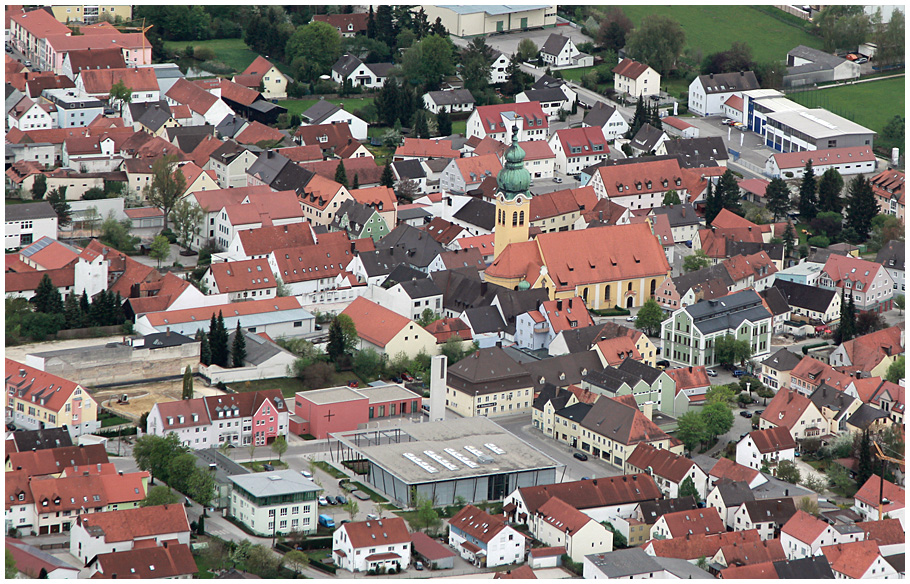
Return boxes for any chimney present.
[166,327,170,337]
[689,366,692,373]
[599,210,603,221]
[643,402,653,421]
[496,340,502,348]
[709,73,714,79]
[556,299,563,311]
[787,391,794,404]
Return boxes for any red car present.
[401,373,414,382]
[347,381,359,388]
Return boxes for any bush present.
[807,235,830,248]
[193,46,215,61]
[160,228,177,244]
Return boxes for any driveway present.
[449,25,592,58]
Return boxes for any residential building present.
[232,56,288,100]
[313,13,368,37]
[299,100,368,140]
[440,154,502,195]
[4,201,57,250]
[821,540,899,579]
[876,240,904,294]
[445,346,534,418]
[583,547,712,579]
[488,49,511,84]
[772,279,841,324]
[853,475,904,526]
[663,136,729,168]
[760,348,802,391]
[76,67,159,103]
[688,71,761,117]
[870,169,904,221]
[449,505,525,568]
[164,78,234,127]
[629,123,669,157]
[69,504,190,564]
[86,542,197,579]
[332,517,412,573]
[540,33,592,68]
[624,443,708,499]
[830,325,904,379]
[423,89,476,115]
[201,258,277,302]
[650,507,725,540]
[228,470,320,536]
[758,389,826,441]
[515,297,594,351]
[41,88,104,129]
[5,360,98,437]
[330,199,390,242]
[665,366,712,408]
[731,498,796,541]
[340,297,438,360]
[295,122,371,159]
[612,59,660,98]
[736,427,797,472]
[515,87,572,119]
[574,395,678,468]
[819,253,895,313]
[206,141,260,189]
[654,263,734,312]
[548,127,609,175]
[587,157,688,211]
[660,289,773,367]
[331,54,392,88]
[5,444,108,477]
[530,497,613,562]
[581,101,629,141]
[789,356,852,395]
[4,539,79,579]
[765,146,876,179]
[781,510,838,559]
[466,102,549,143]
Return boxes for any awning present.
[365,552,401,562]
[333,550,347,558]
[461,541,481,554]
[503,502,517,513]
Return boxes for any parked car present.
[263,463,274,471]
[756,410,764,417]
[845,53,859,61]
[336,495,347,505]
[401,373,414,382]
[626,316,636,322]
[327,496,339,505]
[706,369,718,377]
[733,370,747,378]
[301,470,313,479]
[366,513,379,521]
[553,177,563,183]
[573,452,588,461]
[24,60,31,67]
[656,359,670,369]
[391,376,403,383]
[347,381,359,388]
[318,514,335,528]
[415,561,424,571]
[739,411,753,418]
[857,57,868,64]
[722,118,734,126]
[319,496,329,506]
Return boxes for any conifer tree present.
[200,333,212,366]
[182,365,194,400]
[334,159,348,188]
[63,294,82,330]
[437,110,452,137]
[845,174,877,242]
[705,180,724,225]
[231,322,247,368]
[209,312,229,368]
[817,167,844,214]
[32,274,63,315]
[764,177,791,221]
[782,222,796,256]
[380,163,394,188]
[352,174,359,190]
[798,160,818,220]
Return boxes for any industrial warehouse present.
[330,416,563,507]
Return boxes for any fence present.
[730,159,768,178]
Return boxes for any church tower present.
[493,126,532,262]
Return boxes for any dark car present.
[336,495,347,505]
[263,463,274,471]
[656,359,670,369]
[391,376,403,383]
[733,370,747,378]
[573,452,588,461]
[325,496,338,505]
[739,411,753,418]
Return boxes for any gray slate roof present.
[788,45,849,70]
[664,137,729,168]
[518,87,568,103]
[392,159,427,180]
[228,469,321,495]
[877,240,905,272]
[332,54,364,78]
[772,279,838,313]
[685,289,771,335]
[638,496,698,524]
[9,428,73,451]
[541,33,571,57]
[847,403,890,430]
[165,124,216,153]
[302,100,344,125]
[773,556,835,579]
[381,264,427,288]
[761,348,802,372]
[716,480,756,506]
[759,286,791,318]
[741,497,796,524]
[446,346,532,396]
[399,277,442,300]
[463,305,507,334]
[5,201,57,222]
[216,114,247,139]
[616,358,664,385]
[582,101,618,128]
[226,329,292,366]
[451,198,495,232]
[426,88,475,107]
[556,401,592,422]
[630,123,665,153]
[696,71,761,94]
[651,203,702,228]
[129,100,172,132]
[376,224,444,269]
[331,199,378,236]
[524,350,603,391]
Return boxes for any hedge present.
[590,306,631,316]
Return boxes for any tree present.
[817,168,844,214]
[342,498,359,522]
[601,521,627,549]
[208,312,230,368]
[182,365,194,400]
[197,514,205,535]
[679,476,701,502]
[246,544,283,577]
[145,155,186,231]
[857,429,874,486]
[286,21,342,81]
[845,175,877,242]
[200,333,212,366]
[99,212,140,252]
[149,234,171,268]
[764,177,791,220]
[413,109,430,139]
[334,159,348,188]
[353,347,383,379]
[776,459,801,484]
[140,485,181,507]
[284,549,309,578]
[271,435,288,462]
[810,211,843,242]
[835,290,856,344]
[461,37,494,95]
[400,34,455,90]
[516,38,539,62]
[701,402,734,439]
[782,222,796,257]
[886,356,905,384]
[662,190,681,206]
[798,496,820,516]
[380,163,395,188]
[635,298,665,336]
[416,308,440,327]
[597,7,634,52]
[706,384,736,407]
[5,551,17,579]
[756,385,775,406]
[414,495,440,532]
[374,5,395,47]
[676,411,707,454]
[702,42,755,74]
[714,334,752,367]
[625,15,685,76]
[109,80,133,116]
[827,463,853,493]
[171,199,204,250]
[683,249,710,272]
[436,110,452,136]
[798,161,818,221]
[167,453,198,494]
[248,441,257,463]
[855,310,886,336]
[231,322,247,368]
[715,169,743,217]
[32,274,63,315]
[31,173,47,200]
[46,187,72,227]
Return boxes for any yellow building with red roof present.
[6,360,98,437]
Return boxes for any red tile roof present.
[339,517,410,549]
[494,565,537,579]
[207,258,275,293]
[854,475,904,512]
[474,102,549,135]
[625,443,697,484]
[437,248,486,271]
[272,231,354,284]
[517,474,661,516]
[236,121,285,146]
[29,471,148,513]
[76,504,189,543]
[5,266,75,293]
[9,8,70,37]
[277,145,323,163]
[223,190,304,226]
[516,139,554,161]
[5,359,92,415]
[665,366,711,392]
[449,505,508,543]
[484,240,543,280]
[540,297,594,335]
[395,138,458,159]
[822,254,887,290]
[6,444,108,477]
[142,297,304,327]
[5,538,78,578]
[645,529,761,561]
[165,78,217,115]
[595,336,642,366]
[821,540,884,578]
[718,538,785,567]
[312,12,368,33]
[759,389,817,431]
[857,518,904,546]
[300,157,384,186]
[452,154,502,185]
[236,222,316,258]
[529,186,597,222]
[424,317,473,343]
[789,357,852,392]
[92,541,196,579]
[454,233,495,257]
[536,496,594,534]
[216,78,261,107]
[612,58,652,79]
[723,94,744,112]
[748,426,797,454]
[662,116,695,131]
[722,251,778,283]
[719,560,779,579]
[341,297,413,348]
[781,510,830,544]
[709,457,761,485]
[237,56,280,84]
[837,325,904,373]
[350,186,396,212]
[771,146,875,171]
[552,126,609,160]
[80,239,159,298]
[593,158,685,199]
[79,68,158,95]
[659,507,726,538]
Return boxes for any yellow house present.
[178,162,220,199]
[48,5,132,24]
[233,56,288,100]
[341,297,438,361]
[445,346,535,418]
[486,222,671,310]
[6,360,98,437]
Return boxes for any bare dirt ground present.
[93,379,225,421]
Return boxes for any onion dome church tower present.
[492,126,532,262]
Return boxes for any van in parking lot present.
[318,514,335,528]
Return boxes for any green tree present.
[413,109,431,139]
[327,314,357,362]
[414,494,441,532]
[635,298,665,336]
[756,385,775,406]
[400,34,455,90]
[200,333,212,366]
[776,459,801,484]
[857,429,874,486]
[597,7,634,52]
[679,476,701,502]
[817,168,844,214]
[826,463,853,493]
[208,312,230,368]
[342,498,359,522]
[140,485,181,507]
[284,549,309,578]
[798,496,820,516]
[436,110,452,136]
[145,155,186,231]
[31,173,47,200]
[713,334,752,367]
[182,365,194,400]
[286,21,342,81]
[706,384,736,407]
[439,336,476,365]
[782,222,796,256]
[885,356,904,384]
[676,411,707,454]
[764,177,791,220]
[835,290,856,344]
[601,521,627,548]
[231,322,246,368]
[683,249,710,272]
[662,190,681,205]
[516,37,539,62]
[380,163,395,188]
[149,234,171,268]
[246,544,283,577]
[187,470,214,510]
[5,551,17,579]
[171,198,204,250]
[109,79,133,116]
[32,274,64,315]
[715,169,743,216]
[167,453,198,494]
[334,159,348,188]
[624,15,685,76]
[46,187,72,227]
[845,175,877,242]
[702,402,734,439]
[353,347,383,379]
[417,308,440,327]
[461,37,494,95]
[63,293,83,329]
[271,435,288,462]
[99,212,140,252]
[798,161,818,221]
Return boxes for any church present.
[485,127,671,311]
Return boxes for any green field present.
[163,38,264,75]
[788,77,905,150]
[278,97,375,118]
[613,5,824,65]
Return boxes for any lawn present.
[313,460,348,479]
[613,5,824,65]
[193,553,218,579]
[230,371,361,398]
[452,119,467,136]
[559,65,596,82]
[162,38,266,75]
[240,459,289,472]
[278,97,375,118]
[788,77,905,151]
[100,415,130,428]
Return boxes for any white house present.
[70,504,191,564]
[735,427,797,472]
[423,89,476,115]
[688,71,761,117]
[331,54,393,89]
[822,541,899,579]
[781,510,839,559]
[202,258,278,302]
[765,146,877,179]
[489,50,511,84]
[548,126,609,176]
[730,498,796,541]
[529,496,613,562]
[582,101,629,141]
[228,470,321,537]
[515,87,571,120]
[612,59,660,98]
[300,101,369,141]
[5,202,58,250]
[540,34,593,69]
[134,297,315,339]
[449,505,525,568]
[8,96,56,131]
[332,518,412,573]
[164,78,234,127]
[624,443,709,500]
[852,475,905,528]
[466,102,549,143]
[363,280,443,321]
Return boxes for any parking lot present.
[450,24,591,58]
